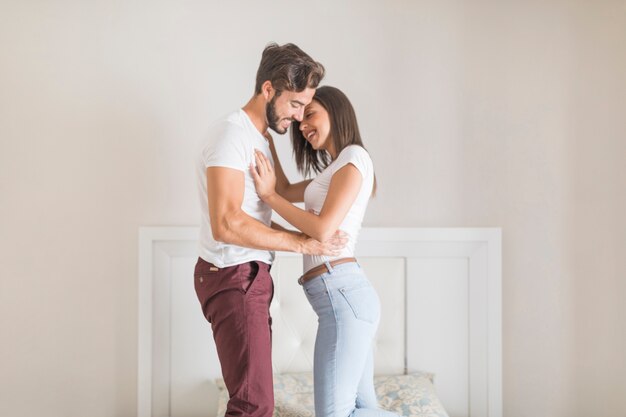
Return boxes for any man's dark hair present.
[254,43,325,95]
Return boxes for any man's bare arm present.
[270,221,296,233]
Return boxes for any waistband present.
[298,257,357,285]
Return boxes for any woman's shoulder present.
[337,144,371,159]
[332,145,373,179]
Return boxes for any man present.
[194,43,346,417]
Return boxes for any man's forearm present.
[270,221,298,234]
[216,210,304,252]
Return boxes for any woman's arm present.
[206,166,346,255]
[251,150,362,242]
[265,133,312,203]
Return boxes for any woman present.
[250,86,398,417]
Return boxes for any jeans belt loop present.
[298,257,357,286]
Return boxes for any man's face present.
[266,87,316,134]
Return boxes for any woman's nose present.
[299,122,307,131]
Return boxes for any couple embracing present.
[194,42,398,417]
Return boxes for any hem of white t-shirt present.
[340,161,366,178]
[303,253,357,272]
[204,163,247,172]
[198,253,275,268]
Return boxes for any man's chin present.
[269,124,288,135]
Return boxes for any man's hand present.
[299,230,348,256]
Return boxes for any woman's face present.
[299,100,332,152]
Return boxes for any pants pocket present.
[239,261,259,293]
[240,261,273,298]
[338,285,380,324]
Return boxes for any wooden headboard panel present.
[138,227,502,417]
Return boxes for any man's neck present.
[242,95,268,136]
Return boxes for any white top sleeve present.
[332,145,372,178]
[201,122,248,172]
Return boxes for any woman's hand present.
[250,149,277,201]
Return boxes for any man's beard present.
[266,96,291,134]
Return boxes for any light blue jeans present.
[302,261,399,417]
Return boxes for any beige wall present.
[1,1,624,416]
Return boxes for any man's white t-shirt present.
[196,109,275,267]
[303,145,374,273]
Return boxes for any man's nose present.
[293,107,305,122]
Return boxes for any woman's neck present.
[326,141,337,160]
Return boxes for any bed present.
[138,227,502,417]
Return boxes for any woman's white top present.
[303,145,374,273]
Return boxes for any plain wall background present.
[1,1,625,416]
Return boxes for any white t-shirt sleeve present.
[332,145,372,178]
[201,122,248,172]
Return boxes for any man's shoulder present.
[204,111,250,148]
[209,109,244,134]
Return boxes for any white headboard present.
[138,227,502,417]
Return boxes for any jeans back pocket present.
[338,285,380,324]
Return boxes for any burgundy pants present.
[194,257,274,417]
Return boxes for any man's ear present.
[261,80,274,101]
